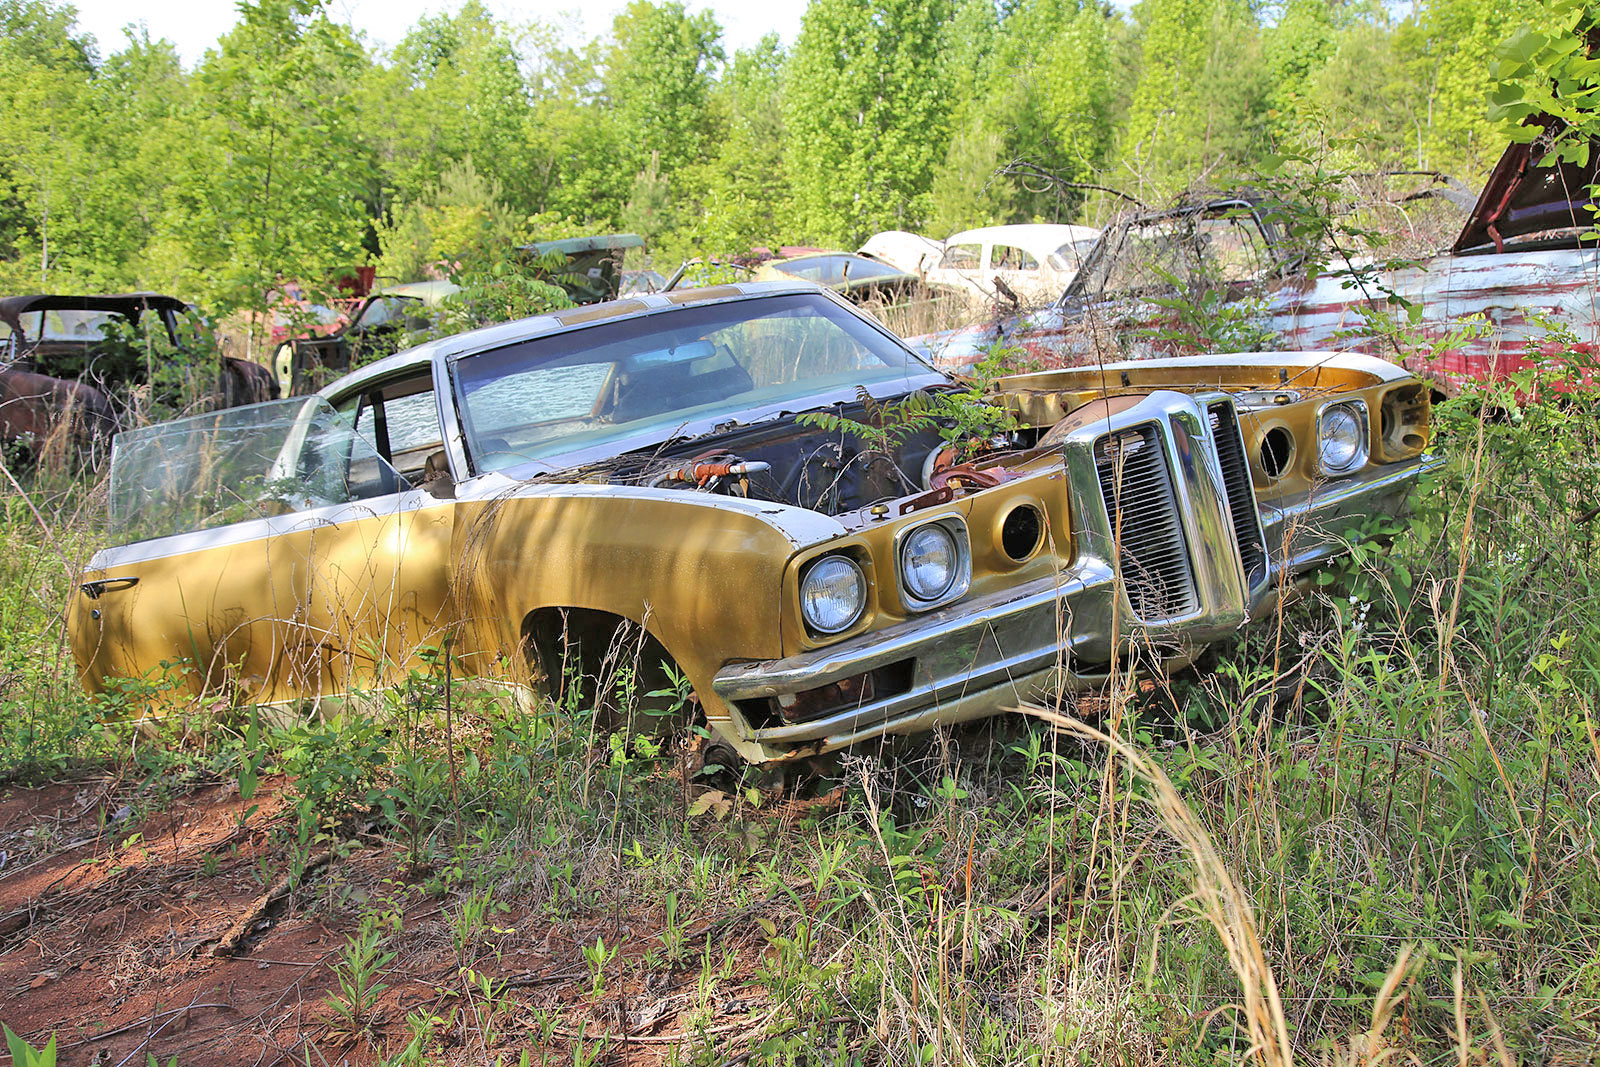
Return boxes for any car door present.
[318,371,460,677]
[70,394,457,713]
[989,242,1043,303]
[927,241,987,302]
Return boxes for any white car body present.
[859,231,947,276]
[925,224,1101,307]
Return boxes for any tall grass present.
[0,334,1596,1064]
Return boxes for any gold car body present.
[70,283,1435,763]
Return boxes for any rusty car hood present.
[1452,115,1600,253]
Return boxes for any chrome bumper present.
[712,391,1436,758]
[1259,453,1444,574]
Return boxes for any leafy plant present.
[326,915,398,1037]
[582,935,618,1000]
[2,1028,54,1067]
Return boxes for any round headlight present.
[800,555,866,634]
[901,523,958,602]
[1318,404,1368,473]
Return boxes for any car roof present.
[0,292,187,325]
[515,233,644,256]
[318,281,849,393]
[944,224,1101,254]
[377,279,461,305]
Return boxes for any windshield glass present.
[108,398,409,544]
[18,309,123,342]
[1077,208,1266,298]
[452,292,932,472]
[778,255,906,286]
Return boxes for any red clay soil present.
[0,775,789,1066]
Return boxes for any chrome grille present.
[1094,424,1197,620]
[1207,401,1267,586]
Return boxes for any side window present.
[384,389,443,473]
[356,296,420,330]
[991,245,1039,271]
[334,374,444,483]
[939,243,982,270]
[106,398,410,543]
[16,311,42,342]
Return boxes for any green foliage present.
[795,374,1015,460]
[2,1027,54,1067]
[687,35,793,255]
[606,1,725,180]
[326,912,398,1036]
[1122,0,1267,195]
[1488,0,1600,167]
[0,0,1570,296]
[372,2,541,212]
[168,1,373,319]
[783,0,954,244]
[416,259,573,344]
[376,158,524,283]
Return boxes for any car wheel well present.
[519,607,690,731]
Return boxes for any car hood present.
[1452,114,1600,253]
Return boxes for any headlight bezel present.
[895,516,972,611]
[798,553,868,636]
[1315,399,1370,476]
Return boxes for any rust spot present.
[665,286,744,304]
[551,300,647,325]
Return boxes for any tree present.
[783,0,955,245]
[1396,0,1561,172]
[369,3,539,215]
[161,0,374,335]
[683,34,793,255]
[377,157,522,281]
[605,1,725,179]
[928,0,1128,232]
[1120,0,1267,195]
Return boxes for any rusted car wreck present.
[70,281,1436,763]
[917,116,1600,394]
[0,292,275,456]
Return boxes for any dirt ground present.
[0,774,783,1066]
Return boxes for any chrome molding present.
[893,514,972,611]
[1314,397,1371,476]
[1055,390,1249,631]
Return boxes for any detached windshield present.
[452,292,932,472]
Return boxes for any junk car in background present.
[859,231,947,277]
[917,117,1600,395]
[0,292,275,457]
[516,233,645,305]
[751,252,923,305]
[71,282,1436,764]
[273,280,460,398]
[923,224,1102,307]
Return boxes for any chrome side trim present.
[713,562,1118,747]
[1256,453,1439,582]
[85,490,450,571]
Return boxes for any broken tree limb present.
[208,851,334,957]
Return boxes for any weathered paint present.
[918,244,1600,397]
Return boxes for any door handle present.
[80,576,140,599]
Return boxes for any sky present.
[65,0,811,65]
